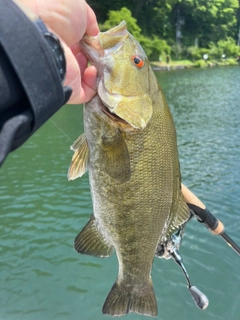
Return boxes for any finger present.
[71,43,81,57]
[82,65,97,91]
[62,44,82,104]
[85,5,99,36]
[75,51,88,78]
[65,50,97,104]
[78,66,97,103]
[75,52,97,96]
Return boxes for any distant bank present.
[151,59,239,71]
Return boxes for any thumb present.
[62,43,81,104]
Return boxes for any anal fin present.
[74,215,114,258]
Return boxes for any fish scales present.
[68,21,190,317]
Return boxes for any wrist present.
[13,0,66,84]
[34,19,66,83]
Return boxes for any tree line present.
[87,0,240,61]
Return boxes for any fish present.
[68,21,190,317]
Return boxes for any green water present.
[1,66,240,320]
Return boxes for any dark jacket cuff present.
[0,0,72,165]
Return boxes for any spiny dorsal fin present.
[100,131,131,183]
[74,215,114,258]
[68,133,89,180]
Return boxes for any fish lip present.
[103,20,127,37]
[79,21,128,63]
[79,36,103,62]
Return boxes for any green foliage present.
[207,38,240,59]
[100,7,141,38]
[186,38,240,61]
[226,58,239,65]
[186,46,201,60]
[179,0,239,47]
[171,45,185,60]
[89,0,240,62]
[100,7,171,61]
[186,47,211,60]
[208,42,222,59]
[194,59,207,68]
[217,37,240,57]
[139,36,171,61]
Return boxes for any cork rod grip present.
[181,184,224,235]
[181,184,205,209]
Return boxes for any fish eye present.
[131,55,144,68]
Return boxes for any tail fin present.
[102,278,157,317]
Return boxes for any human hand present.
[17,0,99,104]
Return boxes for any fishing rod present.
[182,184,240,256]
[156,185,240,310]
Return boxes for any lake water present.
[0,66,240,320]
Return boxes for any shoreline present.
[151,60,239,71]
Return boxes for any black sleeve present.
[0,0,72,166]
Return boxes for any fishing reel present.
[155,201,240,310]
[155,213,209,310]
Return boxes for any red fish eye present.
[132,55,144,68]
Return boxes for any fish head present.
[80,21,153,130]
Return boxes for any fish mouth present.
[79,21,128,62]
[81,21,152,130]
[101,102,132,129]
[80,21,134,129]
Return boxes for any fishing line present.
[50,119,73,143]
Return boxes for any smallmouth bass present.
[68,21,190,317]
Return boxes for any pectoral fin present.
[100,131,131,183]
[74,215,114,258]
[68,133,89,180]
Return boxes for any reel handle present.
[189,286,209,310]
